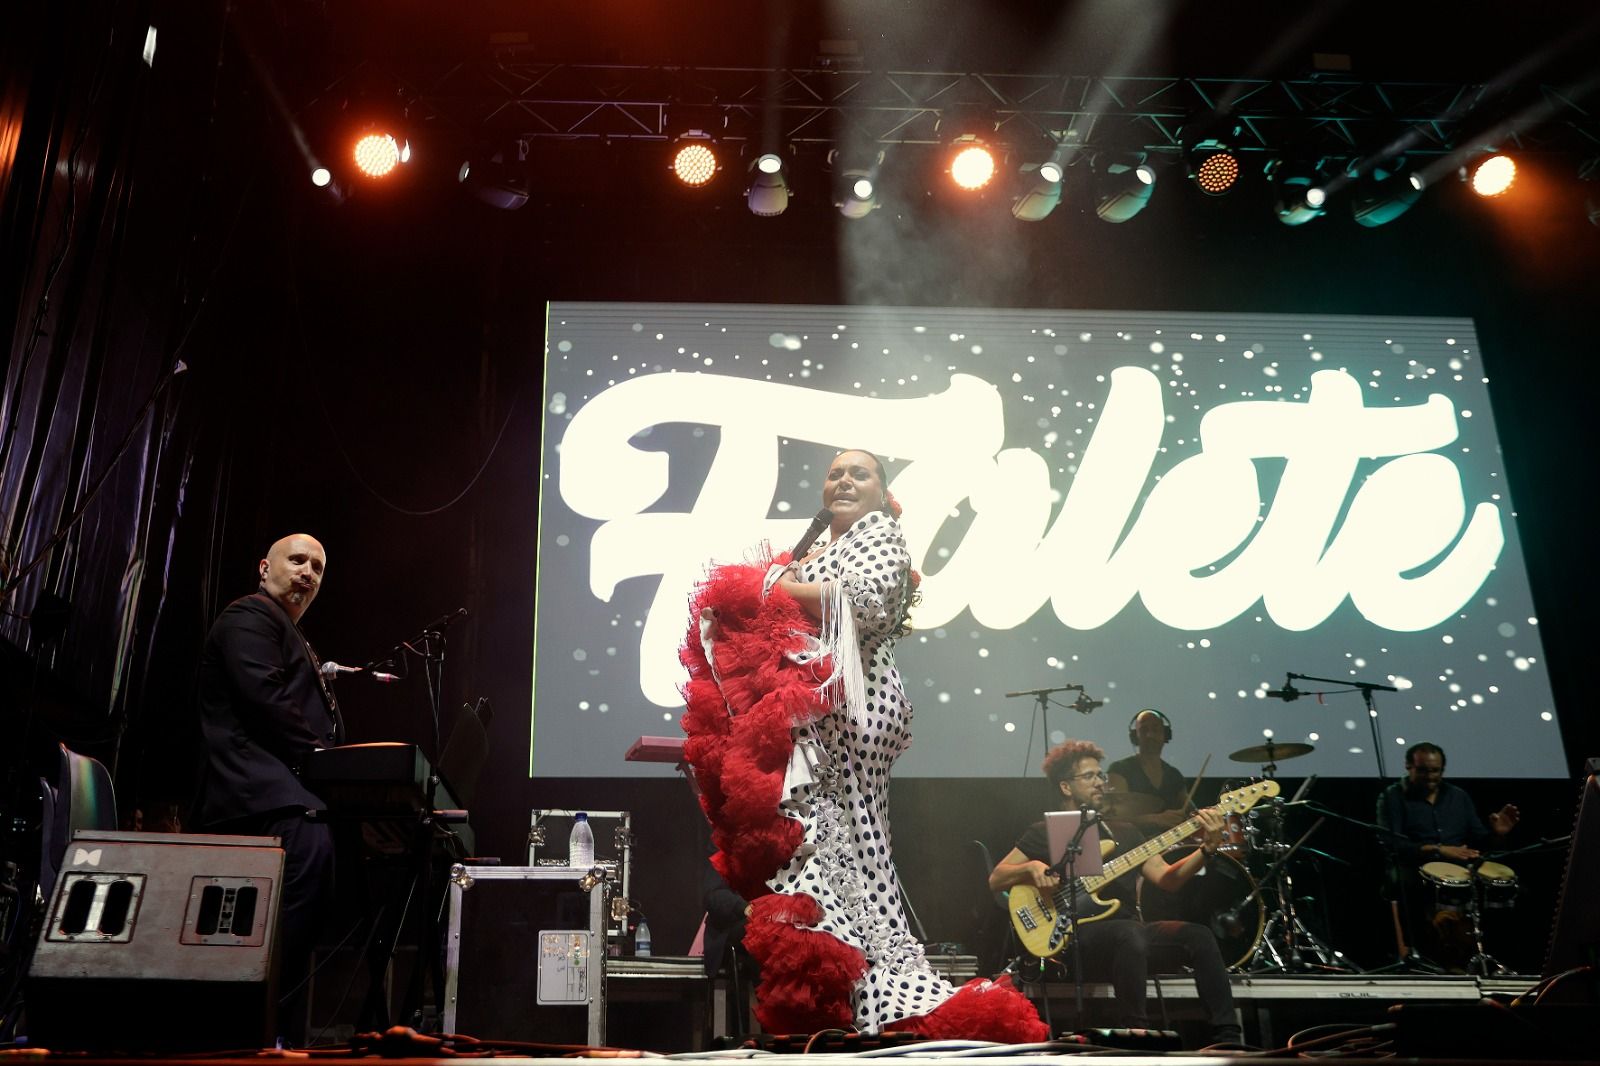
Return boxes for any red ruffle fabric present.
[680,554,1046,1041]
[680,557,864,1032]
[887,975,1050,1043]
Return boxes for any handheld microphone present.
[789,507,833,561]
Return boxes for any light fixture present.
[1011,162,1062,222]
[310,166,332,188]
[1268,156,1328,226]
[1467,153,1517,197]
[949,138,997,191]
[1349,157,1423,228]
[832,149,883,219]
[937,106,1000,194]
[1188,140,1240,196]
[352,131,407,178]
[459,140,530,210]
[746,151,789,216]
[671,137,720,187]
[1094,154,1156,223]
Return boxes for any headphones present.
[1128,708,1172,745]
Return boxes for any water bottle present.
[634,917,652,957]
[568,812,594,868]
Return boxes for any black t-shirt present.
[1107,754,1188,811]
[1013,819,1146,919]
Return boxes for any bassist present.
[987,739,1242,1047]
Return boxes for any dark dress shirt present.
[1375,781,1492,865]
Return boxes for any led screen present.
[533,302,1563,780]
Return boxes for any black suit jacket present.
[195,591,343,826]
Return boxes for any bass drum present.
[1138,847,1265,969]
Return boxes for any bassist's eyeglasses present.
[1071,770,1109,782]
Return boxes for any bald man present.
[196,534,342,1044]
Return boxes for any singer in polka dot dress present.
[770,449,953,1030]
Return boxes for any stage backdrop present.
[532,302,1563,780]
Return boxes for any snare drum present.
[1419,860,1473,908]
[1475,861,1519,908]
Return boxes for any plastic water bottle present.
[568,812,594,868]
[634,917,652,957]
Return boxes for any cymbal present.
[1100,791,1165,817]
[1229,740,1314,763]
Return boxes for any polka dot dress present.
[771,510,954,1031]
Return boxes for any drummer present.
[1105,709,1191,832]
[1375,741,1519,968]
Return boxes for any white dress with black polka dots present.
[773,509,955,1031]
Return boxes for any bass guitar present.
[1007,778,1279,957]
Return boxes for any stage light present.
[670,138,720,187]
[833,148,882,219]
[746,152,790,216]
[1350,158,1423,228]
[310,166,332,187]
[949,139,997,191]
[1011,161,1062,222]
[1269,156,1328,226]
[1094,156,1156,223]
[459,141,530,210]
[352,132,407,178]
[1468,153,1517,197]
[837,173,879,218]
[1189,142,1240,196]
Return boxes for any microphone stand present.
[1057,809,1099,1024]
[1005,685,1096,774]
[371,608,469,769]
[1282,671,1397,781]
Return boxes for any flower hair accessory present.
[884,490,903,519]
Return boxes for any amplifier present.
[27,830,283,1051]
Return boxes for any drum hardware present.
[1227,741,1314,780]
[1460,857,1516,976]
[1234,815,1355,974]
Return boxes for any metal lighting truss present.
[406,62,1600,166]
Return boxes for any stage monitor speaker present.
[27,830,284,1051]
[1543,759,1600,988]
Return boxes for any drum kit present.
[1122,738,1521,974]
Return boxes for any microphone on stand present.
[789,507,833,561]
[1070,691,1104,714]
[1213,903,1248,939]
[320,661,402,683]
[1070,808,1100,850]
[1265,676,1301,702]
[420,607,469,634]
